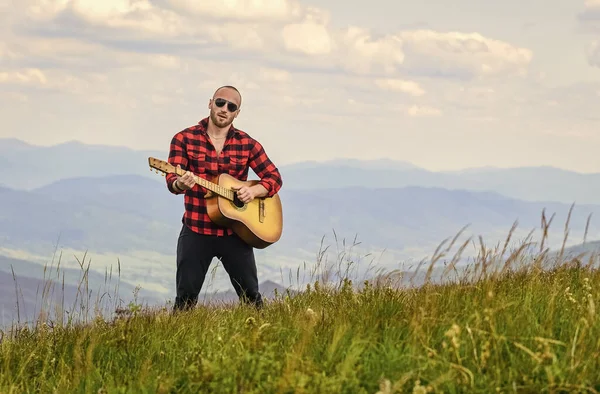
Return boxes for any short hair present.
[213,85,242,107]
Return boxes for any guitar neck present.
[174,167,234,200]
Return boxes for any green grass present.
[1,216,599,393]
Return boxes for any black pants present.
[173,224,263,311]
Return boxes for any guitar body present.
[205,173,283,249]
[147,157,283,249]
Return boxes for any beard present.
[210,110,232,128]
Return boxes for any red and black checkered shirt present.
[165,117,283,236]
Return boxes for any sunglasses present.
[214,98,238,112]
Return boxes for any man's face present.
[209,88,241,128]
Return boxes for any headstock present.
[148,157,179,177]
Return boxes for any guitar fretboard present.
[175,167,234,200]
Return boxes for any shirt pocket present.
[228,153,248,173]
[187,148,207,173]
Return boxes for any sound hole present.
[232,193,245,208]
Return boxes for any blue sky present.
[1,0,599,172]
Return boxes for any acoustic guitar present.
[148,157,283,249]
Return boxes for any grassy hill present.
[0,230,598,392]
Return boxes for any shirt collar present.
[198,117,238,138]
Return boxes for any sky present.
[1,0,599,173]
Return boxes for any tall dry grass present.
[0,208,598,393]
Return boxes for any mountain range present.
[0,138,599,326]
[1,138,599,205]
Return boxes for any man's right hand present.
[175,165,195,190]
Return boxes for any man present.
[165,85,283,311]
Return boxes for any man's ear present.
[208,98,212,109]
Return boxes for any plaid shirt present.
[165,117,283,236]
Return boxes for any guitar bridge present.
[259,199,265,223]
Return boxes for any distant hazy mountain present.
[0,138,165,190]
[2,138,599,205]
[282,158,420,171]
[0,176,178,255]
[1,175,598,274]
[558,240,600,260]
[279,164,600,205]
[0,138,34,151]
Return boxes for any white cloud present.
[585,0,600,7]
[398,30,533,78]
[0,13,553,110]
[26,0,188,37]
[26,0,70,20]
[0,68,47,86]
[375,78,425,96]
[168,0,303,21]
[0,34,192,77]
[278,24,532,79]
[205,23,266,50]
[14,0,534,80]
[71,0,152,21]
[4,35,98,58]
[22,0,275,52]
[278,23,408,75]
[0,67,119,98]
[0,1,537,123]
[335,27,405,74]
[282,20,333,55]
